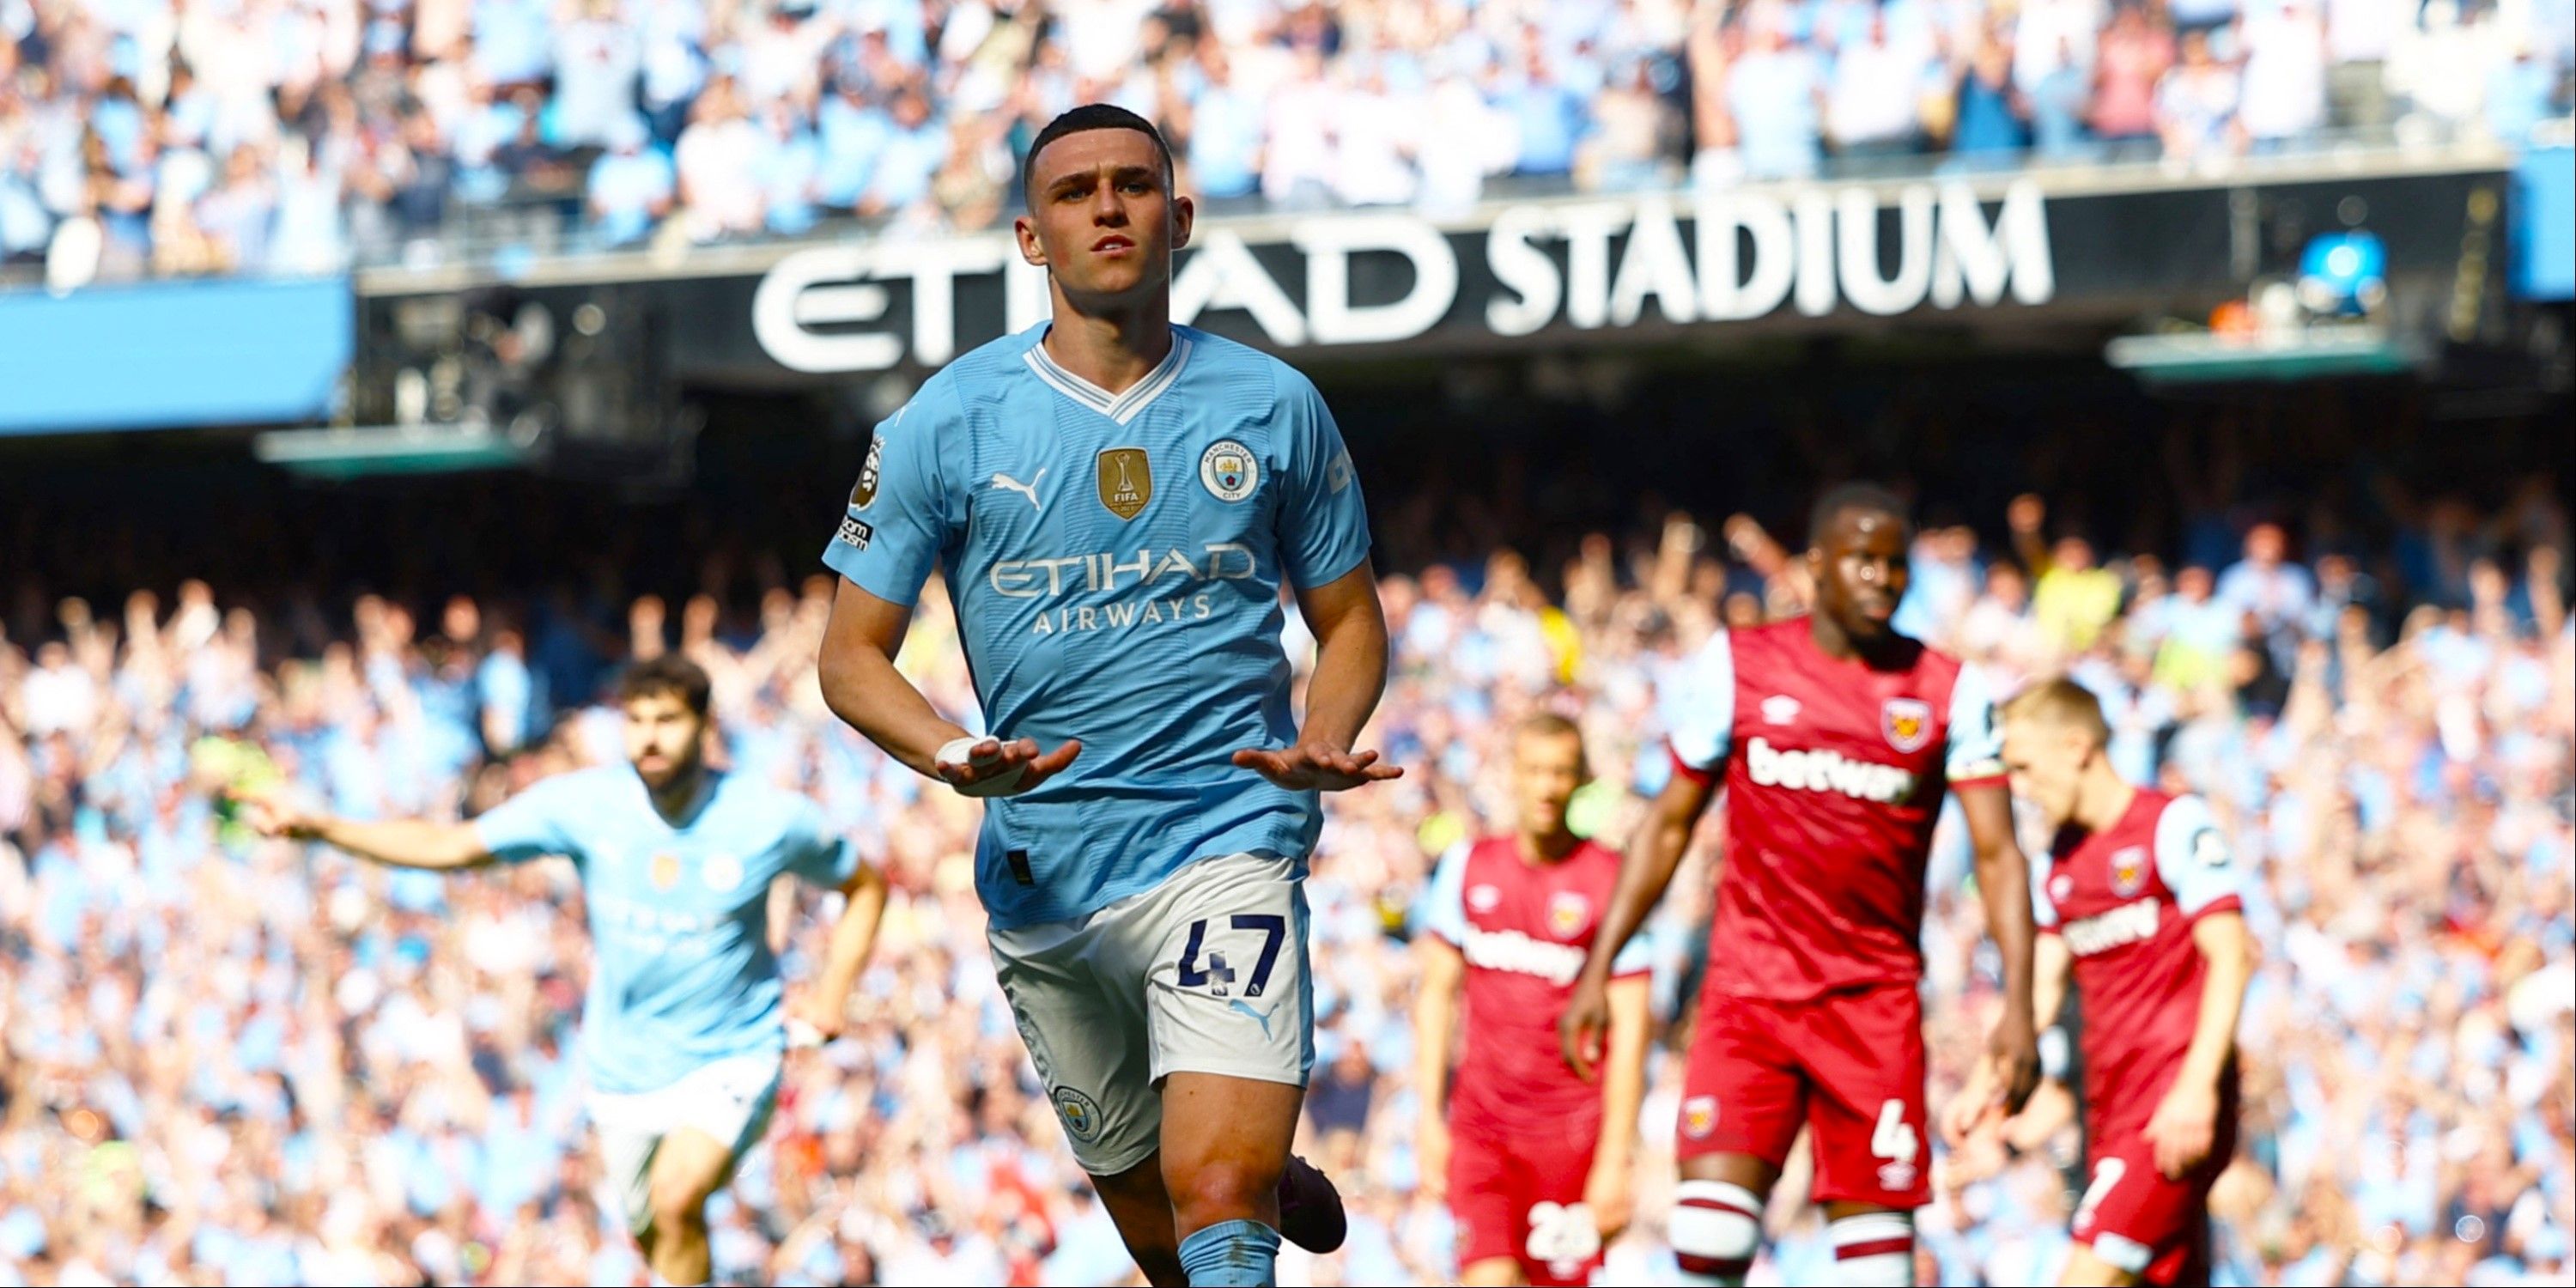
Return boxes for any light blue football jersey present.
[819,324,1373,930]
[471,765,858,1094]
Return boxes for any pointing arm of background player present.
[229,781,496,869]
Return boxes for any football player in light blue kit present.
[237,655,889,1288]
[816,104,1396,1288]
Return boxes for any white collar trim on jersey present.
[1024,328,1194,426]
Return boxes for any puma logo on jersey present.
[1459,925,1588,986]
[2063,898,2160,957]
[991,468,1048,511]
[1744,737,1918,804]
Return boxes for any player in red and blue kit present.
[1562,483,2042,1287]
[1415,714,1653,1285]
[1951,677,2256,1286]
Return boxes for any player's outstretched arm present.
[1235,562,1401,792]
[788,860,890,1048]
[2144,910,2256,1178]
[1559,769,1714,1080]
[231,783,493,870]
[1960,783,2043,1115]
[819,577,1078,795]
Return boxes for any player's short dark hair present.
[618,653,712,718]
[1808,481,1913,547]
[1020,104,1176,209]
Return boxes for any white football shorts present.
[586,1048,781,1236]
[988,851,1316,1176]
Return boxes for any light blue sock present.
[1177,1218,1281,1287]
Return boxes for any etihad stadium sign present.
[347,163,2509,396]
[748,181,2054,373]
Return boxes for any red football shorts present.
[2071,1099,2238,1285]
[1449,1109,1607,1286]
[1676,981,1931,1208]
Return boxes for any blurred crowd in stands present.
[2,0,2572,283]
[1,449,2569,1284]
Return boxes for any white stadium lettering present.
[1459,925,1589,986]
[1743,737,1919,804]
[751,186,2057,373]
[2063,899,2161,957]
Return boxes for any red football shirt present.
[1664,620,2007,1003]
[2036,788,2247,1134]
[1421,835,1653,1131]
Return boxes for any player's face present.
[1999,718,2086,828]
[1510,729,1587,839]
[1014,129,1193,304]
[623,691,705,789]
[1808,508,1911,639]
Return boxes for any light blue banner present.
[0,276,352,434]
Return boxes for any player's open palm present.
[1230,742,1402,792]
[935,736,1082,798]
[2143,1078,2218,1178]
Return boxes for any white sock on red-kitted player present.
[1827,1210,1917,1285]
[1669,1180,1761,1285]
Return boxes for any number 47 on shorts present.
[1176,914,1286,998]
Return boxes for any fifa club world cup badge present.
[1098,448,1151,519]
[1880,698,1933,753]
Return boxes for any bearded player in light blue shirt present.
[817,104,1396,1288]
[238,655,889,1288]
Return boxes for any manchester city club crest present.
[2111,846,2150,897]
[702,852,744,892]
[1199,440,1258,501]
[1051,1086,1105,1143]
[1546,890,1591,939]
[1881,697,1934,753]
[1097,447,1151,519]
